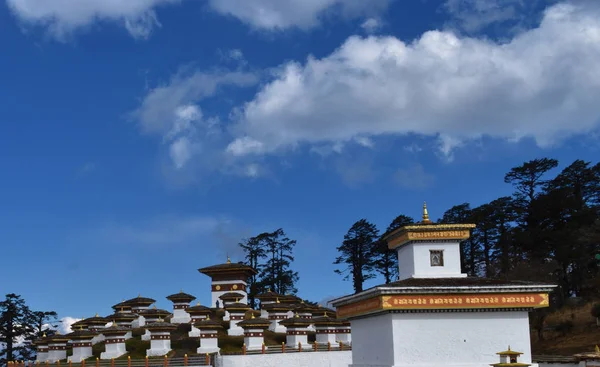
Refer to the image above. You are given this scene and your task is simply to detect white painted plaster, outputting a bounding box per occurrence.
[141,330,151,341]
[219,351,352,367]
[91,333,105,345]
[132,316,145,328]
[36,351,48,362]
[228,319,244,336]
[69,346,93,362]
[397,241,466,280]
[351,311,532,367]
[189,325,200,338]
[171,307,191,324]
[315,326,337,345]
[243,328,266,351]
[211,280,248,309]
[100,337,127,360]
[46,344,67,362]
[146,332,171,357]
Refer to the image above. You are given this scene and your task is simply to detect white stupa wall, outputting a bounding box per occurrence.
[146,332,171,357]
[336,327,351,344]
[36,349,48,362]
[268,316,287,333]
[189,325,201,338]
[211,280,247,308]
[47,343,67,362]
[228,315,245,336]
[243,328,266,351]
[286,328,309,349]
[219,351,352,367]
[397,241,465,280]
[69,345,93,362]
[171,303,191,324]
[350,311,532,367]
[315,326,337,344]
[100,336,127,360]
[197,330,220,354]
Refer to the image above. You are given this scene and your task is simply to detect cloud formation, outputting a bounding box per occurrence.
[207,0,391,30]
[226,1,600,158]
[6,0,177,39]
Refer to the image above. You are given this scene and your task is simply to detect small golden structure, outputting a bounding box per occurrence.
[490,346,530,367]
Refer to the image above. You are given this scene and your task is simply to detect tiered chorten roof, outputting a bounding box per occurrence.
[193,316,224,330]
[67,328,97,340]
[187,302,212,316]
[224,301,251,313]
[256,289,281,302]
[294,301,316,314]
[123,295,156,308]
[33,333,51,346]
[279,314,313,328]
[82,314,107,327]
[166,290,196,303]
[219,292,245,302]
[145,320,177,333]
[312,313,345,327]
[137,306,171,319]
[198,257,257,278]
[237,314,271,329]
[105,311,137,323]
[262,299,294,312]
[102,322,130,336]
[48,332,70,343]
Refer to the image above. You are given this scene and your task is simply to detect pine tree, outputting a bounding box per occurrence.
[334,219,379,293]
[440,204,480,276]
[0,294,57,363]
[375,215,414,283]
[239,234,267,308]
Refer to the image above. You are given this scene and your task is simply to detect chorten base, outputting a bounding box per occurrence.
[227,326,244,336]
[197,347,220,354]
[146,348,171,357]
[100,350,127,360]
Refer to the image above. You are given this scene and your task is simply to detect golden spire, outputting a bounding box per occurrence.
[196,301,201,306]
[276,298,280,304]
[236,298,239,303]
[95,313,99,317]
[138,293,141,298]
[295,312,299,318]
[79,325,84,331]
[508,345,511,351]
[153,305,157,309]
[251,313,255,319]
[595,345,599,354]
[324,311,328,318]
[227,256,231,264]
[43,332,46,338]
[206,315,211,321]
[180,289,183,293]
[422,201,432,224]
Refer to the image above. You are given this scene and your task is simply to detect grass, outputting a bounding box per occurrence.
[531,301,600,355]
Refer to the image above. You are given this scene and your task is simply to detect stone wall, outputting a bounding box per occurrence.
[219,351,352,367]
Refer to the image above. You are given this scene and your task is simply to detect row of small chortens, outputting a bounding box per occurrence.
[34,286,350,362]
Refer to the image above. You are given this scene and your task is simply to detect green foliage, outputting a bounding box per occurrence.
[238,228,300,308]
[334,219,380,293]
[0,294,58,363]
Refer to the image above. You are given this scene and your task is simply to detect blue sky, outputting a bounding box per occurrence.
[1,0,600,325]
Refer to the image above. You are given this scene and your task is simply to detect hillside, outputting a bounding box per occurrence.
[531,301,600,356]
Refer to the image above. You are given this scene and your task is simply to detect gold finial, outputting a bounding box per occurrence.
[251,313,255,319]
[153,305,157,309]
[295,312,299,318]
[276,298,280,304]
[508,345,511,351]
[43,332,46,337]
[301,300,305,304]
[120,307,124,312]
[594,345,600,354]
[422,202,432,223]
[138,293,141,298]
[267,287,270,292]
[180,289,183,293]
[79,325,83,331]
[324,312,328,317]
[95,313,99,317]
[236,298,239,303]
[227,256,231,264]
[206,315,210,321]
[196,301,201,306]
[158,317,163,322]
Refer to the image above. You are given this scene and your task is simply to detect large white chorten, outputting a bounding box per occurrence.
[198,257,257,308]
[331,203,556,367]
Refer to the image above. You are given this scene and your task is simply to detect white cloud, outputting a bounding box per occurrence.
[227,1,600,158]
[394,164,435,190]
[444,0,527,33]
[6,0,177,39]
[207,0,391,30]
[58,317,81,334]
[361,17,381,34]
[133,70,257,170]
